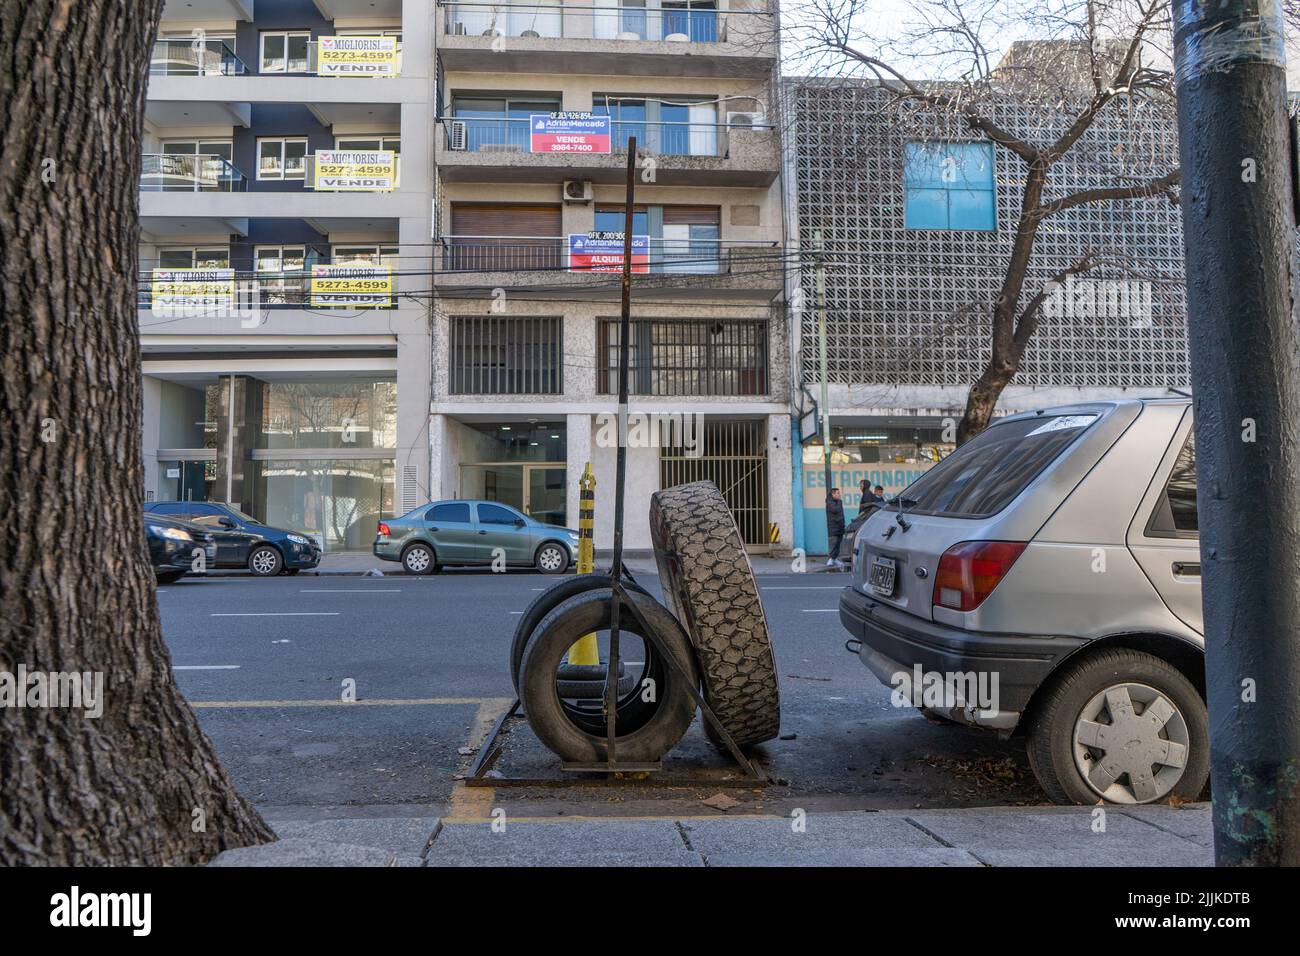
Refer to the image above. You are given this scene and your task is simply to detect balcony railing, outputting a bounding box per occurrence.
[150,39,247,75]
[443,3,728,42]
[140,154,247,191]
[443,116,732,156]
[436,236,779,275]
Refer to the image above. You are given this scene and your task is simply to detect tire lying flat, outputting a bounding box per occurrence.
[649,480,781,749]
[518,588,699,763]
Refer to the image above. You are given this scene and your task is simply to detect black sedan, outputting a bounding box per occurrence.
[145,515,218,584]
[144,501,322,576]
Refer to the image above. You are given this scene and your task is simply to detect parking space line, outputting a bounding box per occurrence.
[802,609,839,613]
[174,665,241,670]
[210,612,341,617]
[299,589,402,593]
[444,697,515,824]
[762,586,846,590]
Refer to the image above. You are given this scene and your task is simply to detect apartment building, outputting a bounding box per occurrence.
[428,1,791,552]
[138,0,433,552]
[785,77,1189,554]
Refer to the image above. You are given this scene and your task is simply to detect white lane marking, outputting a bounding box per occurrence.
[509,611,524,615]
[210,612,340,617]
[299,589,402,593]
[762,586,846,590]
[174,665,241,670]
[802,609,840,613]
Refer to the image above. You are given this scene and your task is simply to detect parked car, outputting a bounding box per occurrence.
[145,514,217,584]
[839,399,1209,806]
[373,500,579,575]
[143,501,321,576]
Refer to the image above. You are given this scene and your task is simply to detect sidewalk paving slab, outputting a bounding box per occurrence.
[425,819,701,868]
[209,838,424,867]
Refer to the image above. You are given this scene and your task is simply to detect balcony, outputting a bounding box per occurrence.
[151,39,248,76]
[436,2,777,78]
[137,265,398,312]
[436,117,779,186]
[140,154,248,192]
[433,236,783,300]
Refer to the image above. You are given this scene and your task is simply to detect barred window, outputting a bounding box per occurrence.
[598,318,767,396]
[449,316,563,395]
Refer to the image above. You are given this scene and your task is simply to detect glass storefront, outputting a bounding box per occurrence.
[457,421,567,525]
[260,380,397,449]
[249,458,395,552]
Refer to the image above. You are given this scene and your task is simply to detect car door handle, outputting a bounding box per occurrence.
[428,526,439,532]
[1172,562,1201,577]
[478,530,488,535]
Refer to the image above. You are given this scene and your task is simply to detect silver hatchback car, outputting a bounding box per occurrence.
[839,399,1207,806]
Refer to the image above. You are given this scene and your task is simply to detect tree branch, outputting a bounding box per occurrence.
[1037,168,1182,217]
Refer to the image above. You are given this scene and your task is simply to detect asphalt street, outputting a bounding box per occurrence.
[159,568,1049,821]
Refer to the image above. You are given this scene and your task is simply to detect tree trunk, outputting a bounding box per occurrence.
[0,0,274,865]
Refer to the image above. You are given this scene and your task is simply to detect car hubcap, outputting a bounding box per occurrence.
[407,549,429,571]
[540,548,562,571]
[252,551,276,573]
[1072,682,1190,804]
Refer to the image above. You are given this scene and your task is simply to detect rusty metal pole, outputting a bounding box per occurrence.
[1172,0,1300,865]
[604,137,638,762]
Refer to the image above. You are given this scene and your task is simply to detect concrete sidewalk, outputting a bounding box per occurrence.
[210,803,1213,867]
[212,551,832,578]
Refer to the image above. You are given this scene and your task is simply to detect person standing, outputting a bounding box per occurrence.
[826,487,846,567]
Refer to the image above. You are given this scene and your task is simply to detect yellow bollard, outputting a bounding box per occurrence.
[567,462,600,667]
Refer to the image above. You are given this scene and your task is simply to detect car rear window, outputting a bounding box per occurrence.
[428,502,471,523]
[900,414,1098,518]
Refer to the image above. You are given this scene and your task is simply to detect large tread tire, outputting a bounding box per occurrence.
[1026,648,1209,806]
[509,570,646,694]
[518,588,698,763]
[649,480,780,749]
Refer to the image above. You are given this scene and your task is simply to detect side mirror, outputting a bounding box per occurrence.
[514,518,526,527]
[218,517,236,528]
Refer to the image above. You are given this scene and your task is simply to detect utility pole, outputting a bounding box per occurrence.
[1172,0,1300,865]
[813,230,833,517]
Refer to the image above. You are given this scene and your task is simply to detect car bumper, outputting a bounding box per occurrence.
[283,543,321,569]
[372,538,402,561]
[838,586,1085,733]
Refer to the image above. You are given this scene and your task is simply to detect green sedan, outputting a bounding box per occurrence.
[373,500,580,575]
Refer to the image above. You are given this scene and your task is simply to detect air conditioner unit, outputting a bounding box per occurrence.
[448,121,468,151]
[563,179,593,203]
[726,111,766,128]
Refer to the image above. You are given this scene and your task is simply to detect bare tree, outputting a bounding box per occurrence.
[0,0,273,863]
[788,0,1186,441]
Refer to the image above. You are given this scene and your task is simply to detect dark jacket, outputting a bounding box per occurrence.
[826,497,845,535]
[858,492,883,515]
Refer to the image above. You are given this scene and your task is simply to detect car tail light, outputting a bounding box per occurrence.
[932,541,1027,612]
[377,522,391,537]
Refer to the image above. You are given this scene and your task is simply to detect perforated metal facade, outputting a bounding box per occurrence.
[787,80,1190,390]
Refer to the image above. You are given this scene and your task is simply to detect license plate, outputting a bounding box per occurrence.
[868,555,897,596]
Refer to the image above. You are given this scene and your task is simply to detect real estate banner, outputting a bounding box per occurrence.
[317,36,399,77]
[530,112,612,153]
[150,268,236,314]
[312,150,397,191]
[568,232,649,273]
[310,265,393,308]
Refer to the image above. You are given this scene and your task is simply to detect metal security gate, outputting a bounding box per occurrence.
[660,420,769,551]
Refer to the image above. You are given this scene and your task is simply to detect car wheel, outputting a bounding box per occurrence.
[402,543,437,576]
[534,542,569,574]
[248,545,283,577]
[1027,648,1209,806]
[155,569,186,585]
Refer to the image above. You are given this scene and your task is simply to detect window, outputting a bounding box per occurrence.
[478,503,520,525]
[1148,434,1198,536]
[331,245,398,268]
[903,141,996,231]
[450,96,562,151]
[258,138,309,180]
[255,245,307,305]
[449,316,563,395]
[162,140,233,162]
[898,414,1098,518]
[158,247,230,269]
[594,205,720,273]
[260,31,311,73]
[428,502,472,524]
[598,319,767,396]
[153,32,237,75]
[336,136,401,154]
[593,97,717,155]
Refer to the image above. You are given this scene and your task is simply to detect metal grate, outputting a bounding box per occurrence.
[449,315,563,395]
[661,420,769,550]
[597,318,768,396]
[402,465,419,513]
[787,81,1190,390]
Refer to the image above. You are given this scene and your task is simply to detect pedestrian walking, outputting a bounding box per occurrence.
[826,487,846,566]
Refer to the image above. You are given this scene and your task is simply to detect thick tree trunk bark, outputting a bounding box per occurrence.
[0,0,274,864]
